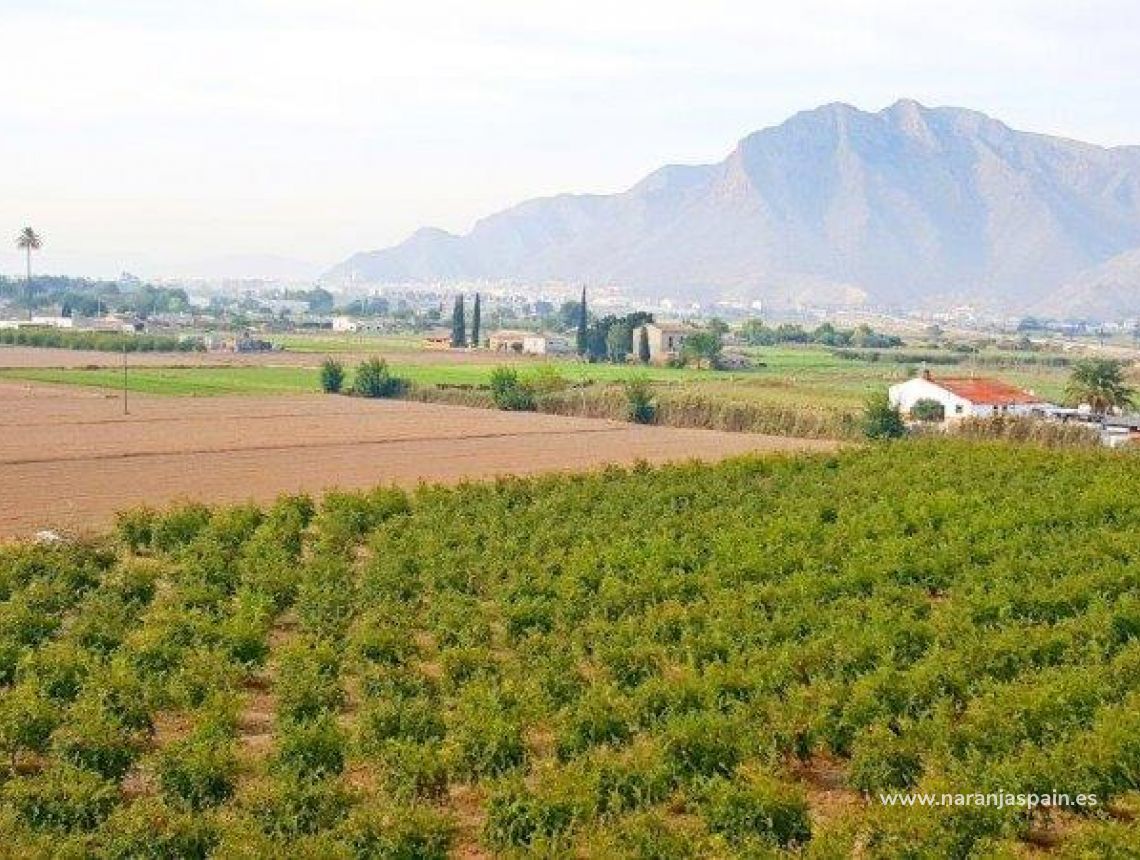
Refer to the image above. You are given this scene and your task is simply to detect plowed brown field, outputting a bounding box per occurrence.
[0,381,837,539]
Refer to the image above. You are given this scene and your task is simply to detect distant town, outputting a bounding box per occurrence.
[3,270,1139,349]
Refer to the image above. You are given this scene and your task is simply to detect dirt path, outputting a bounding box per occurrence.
[0,382,837,539]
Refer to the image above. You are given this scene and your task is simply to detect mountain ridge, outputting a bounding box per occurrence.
[324,100,1140,317]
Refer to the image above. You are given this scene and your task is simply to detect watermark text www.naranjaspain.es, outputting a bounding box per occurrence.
[878,791,1098,811]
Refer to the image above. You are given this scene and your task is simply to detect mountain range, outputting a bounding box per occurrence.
[324,100,1140,319]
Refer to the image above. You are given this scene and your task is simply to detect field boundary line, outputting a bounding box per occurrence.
[0,407,489,430]
[0,425,629,466]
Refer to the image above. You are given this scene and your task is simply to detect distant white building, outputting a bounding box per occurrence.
[30,316,75,329]
[889,370,1048,420]
[487,330,529,352]
[483,330,573,355]
[333,316,385,333]
[81,314,143,333]
[522,334,572,355]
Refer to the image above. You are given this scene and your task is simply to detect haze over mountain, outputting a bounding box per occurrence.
[325,100,1140,318]
[159,254,324,283]
[1037,249,1140,321]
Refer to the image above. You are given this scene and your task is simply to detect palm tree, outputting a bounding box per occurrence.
[16,227,42,321]
[1064,358,1135,415]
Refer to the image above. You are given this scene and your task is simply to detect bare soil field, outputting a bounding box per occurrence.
[0,381,837,539]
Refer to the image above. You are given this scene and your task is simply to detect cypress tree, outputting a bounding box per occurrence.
[637,326,651,363]
[576,286,588,356]
[451,295,466,348]
[471,293,481,348]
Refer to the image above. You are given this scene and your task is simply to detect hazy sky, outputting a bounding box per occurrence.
[4,0,1140,279]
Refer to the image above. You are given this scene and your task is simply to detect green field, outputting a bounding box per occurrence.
[0,362,708,397]
[0,345,1070,409]
[270,333,425,354]
[1,443,1138,856]
[1,367,321,396]
[0,355,806,398]
[0,366,322,397]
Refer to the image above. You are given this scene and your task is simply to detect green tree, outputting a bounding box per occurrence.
[557,300,580,330]
[471,292,481,347]
[623,375,656,424]
[522,364,568,395]
[637,326,651,363]
[284,286,335,314]
[576,286,588,356]
[1065,359,1135,415]
[812,321,847,346]
[909,398,945,422]
[489,367,535,411]
[606,323,632,363]
[586,319,610,362]
[319,358,345,394]
[16,227,42,320]
[862,391,905,439]
[740,318,771,346]
[451,295,466,348]
[354,357,406,398]
[682,330,722,369]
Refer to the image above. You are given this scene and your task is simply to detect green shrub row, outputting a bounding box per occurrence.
[0,327,202,352]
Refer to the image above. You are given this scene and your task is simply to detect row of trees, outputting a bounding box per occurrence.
[581,310,653,363]
[0,276,193,319]
[0,328,202,353]
[436,289,902,370]
[6,229,193,319]
[740,319,903,348]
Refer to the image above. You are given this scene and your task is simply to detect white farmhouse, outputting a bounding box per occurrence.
[631,322,695,363]
[889,370,1047,420]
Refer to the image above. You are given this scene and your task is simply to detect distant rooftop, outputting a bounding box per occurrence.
[933,376,1042,406]
[488,329,532,338]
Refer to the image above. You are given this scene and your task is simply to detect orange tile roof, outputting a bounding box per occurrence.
[933,376,1042,406]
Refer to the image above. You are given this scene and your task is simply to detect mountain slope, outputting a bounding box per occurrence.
[325,100,1140,313]
[1038,247,1140,319]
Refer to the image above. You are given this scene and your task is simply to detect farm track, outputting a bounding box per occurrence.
[0,382,837,538]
